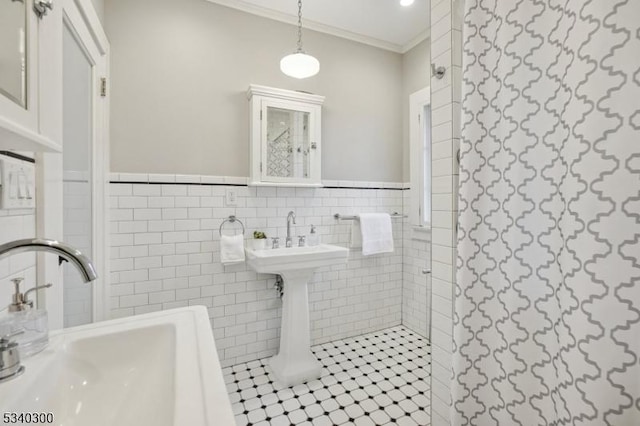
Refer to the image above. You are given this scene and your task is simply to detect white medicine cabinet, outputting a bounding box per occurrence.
[0,0,61,152]
[248,84,324,187]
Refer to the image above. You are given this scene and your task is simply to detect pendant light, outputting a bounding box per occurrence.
[280,0,319,79]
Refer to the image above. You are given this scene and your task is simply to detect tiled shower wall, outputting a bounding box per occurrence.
[401,192,431,338]
[108,175,408,367]
[430,0,464,424]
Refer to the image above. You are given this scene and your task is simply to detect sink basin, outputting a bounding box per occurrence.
[245,244,349,386]
[0,307,234,426]
[246,243,349,273]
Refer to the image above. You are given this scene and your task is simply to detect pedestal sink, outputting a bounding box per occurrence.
[245,244,349,386]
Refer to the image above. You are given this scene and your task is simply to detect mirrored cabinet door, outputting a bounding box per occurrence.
[248,85,324,187]
[0,0,40,133]
[0,0,28,108]
[264,105,312,181]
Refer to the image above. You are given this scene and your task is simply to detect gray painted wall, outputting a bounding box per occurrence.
[105,0,420,182]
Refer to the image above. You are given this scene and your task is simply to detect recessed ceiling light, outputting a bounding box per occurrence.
[400,0,415,6]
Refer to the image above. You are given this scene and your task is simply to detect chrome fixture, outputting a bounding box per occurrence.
[280,0,319,79]
[272,237,280,249]
[298,235,306,247]
[286,211,297,248]
[333,212,407,221]
[0,331,25,383]
[219,215,245,236]
[0,239,94,383]
[33,0,53,19]
[0,239,97,282]
[432,63,446,79]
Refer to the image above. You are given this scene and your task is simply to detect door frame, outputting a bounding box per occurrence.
[38,0,109,328]
[409,86,431,228]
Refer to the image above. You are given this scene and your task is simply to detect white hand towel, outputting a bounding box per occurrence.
[359,213,394,256]
[220,234,245,265]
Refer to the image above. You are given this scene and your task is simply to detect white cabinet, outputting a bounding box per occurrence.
[0,0,61,152]
[248,85,324,187]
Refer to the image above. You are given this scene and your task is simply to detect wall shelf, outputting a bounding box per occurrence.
[0,115,61,153]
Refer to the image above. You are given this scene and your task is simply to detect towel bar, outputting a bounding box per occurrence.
[333,212,407,221]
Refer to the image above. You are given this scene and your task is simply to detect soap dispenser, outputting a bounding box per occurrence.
[0,278,52,358]
[307,225,319,246]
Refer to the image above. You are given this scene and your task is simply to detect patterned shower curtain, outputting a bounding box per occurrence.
[454,1,640,425]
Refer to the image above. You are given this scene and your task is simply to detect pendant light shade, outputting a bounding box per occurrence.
[280,52,320,79]
[281,0,319,79]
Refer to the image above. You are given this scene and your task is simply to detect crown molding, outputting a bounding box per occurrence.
[247,84,325,105]
[401,29,429,53]
[205,0,414,53]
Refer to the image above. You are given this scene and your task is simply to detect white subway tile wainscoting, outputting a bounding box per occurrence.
[108,175,434,368]
[0,209,37,307]
[108,174,432,424]
[0,153,38,307]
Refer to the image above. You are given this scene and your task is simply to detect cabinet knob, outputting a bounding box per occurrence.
[311,142,317,150]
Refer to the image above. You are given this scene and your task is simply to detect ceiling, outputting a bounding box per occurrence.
[205,0,430,53]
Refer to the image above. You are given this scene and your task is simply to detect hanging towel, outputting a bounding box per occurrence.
[359,213,394,256]
[220,234,245,265]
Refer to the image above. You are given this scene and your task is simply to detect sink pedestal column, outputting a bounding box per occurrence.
[269,269,322,386]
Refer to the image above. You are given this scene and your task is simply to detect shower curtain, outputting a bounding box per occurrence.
[454,1,640,425]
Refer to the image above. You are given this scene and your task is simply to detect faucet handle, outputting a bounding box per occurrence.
[0,330,25,383]
[271,237,280,249]
[298,235,306,247]
[0,329,24,347]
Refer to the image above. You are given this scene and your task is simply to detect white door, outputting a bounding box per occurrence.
[59,0,109,327]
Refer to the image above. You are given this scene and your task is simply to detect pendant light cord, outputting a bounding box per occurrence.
[296,0,303,52]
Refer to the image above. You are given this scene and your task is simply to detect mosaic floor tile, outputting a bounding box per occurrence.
[224,326,431,426]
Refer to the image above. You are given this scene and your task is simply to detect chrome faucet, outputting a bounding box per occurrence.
[0,239,97,383]
[286,211,296,248]
[0,239,98,282]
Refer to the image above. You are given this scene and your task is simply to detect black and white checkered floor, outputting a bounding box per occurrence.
[223,326,431,426]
